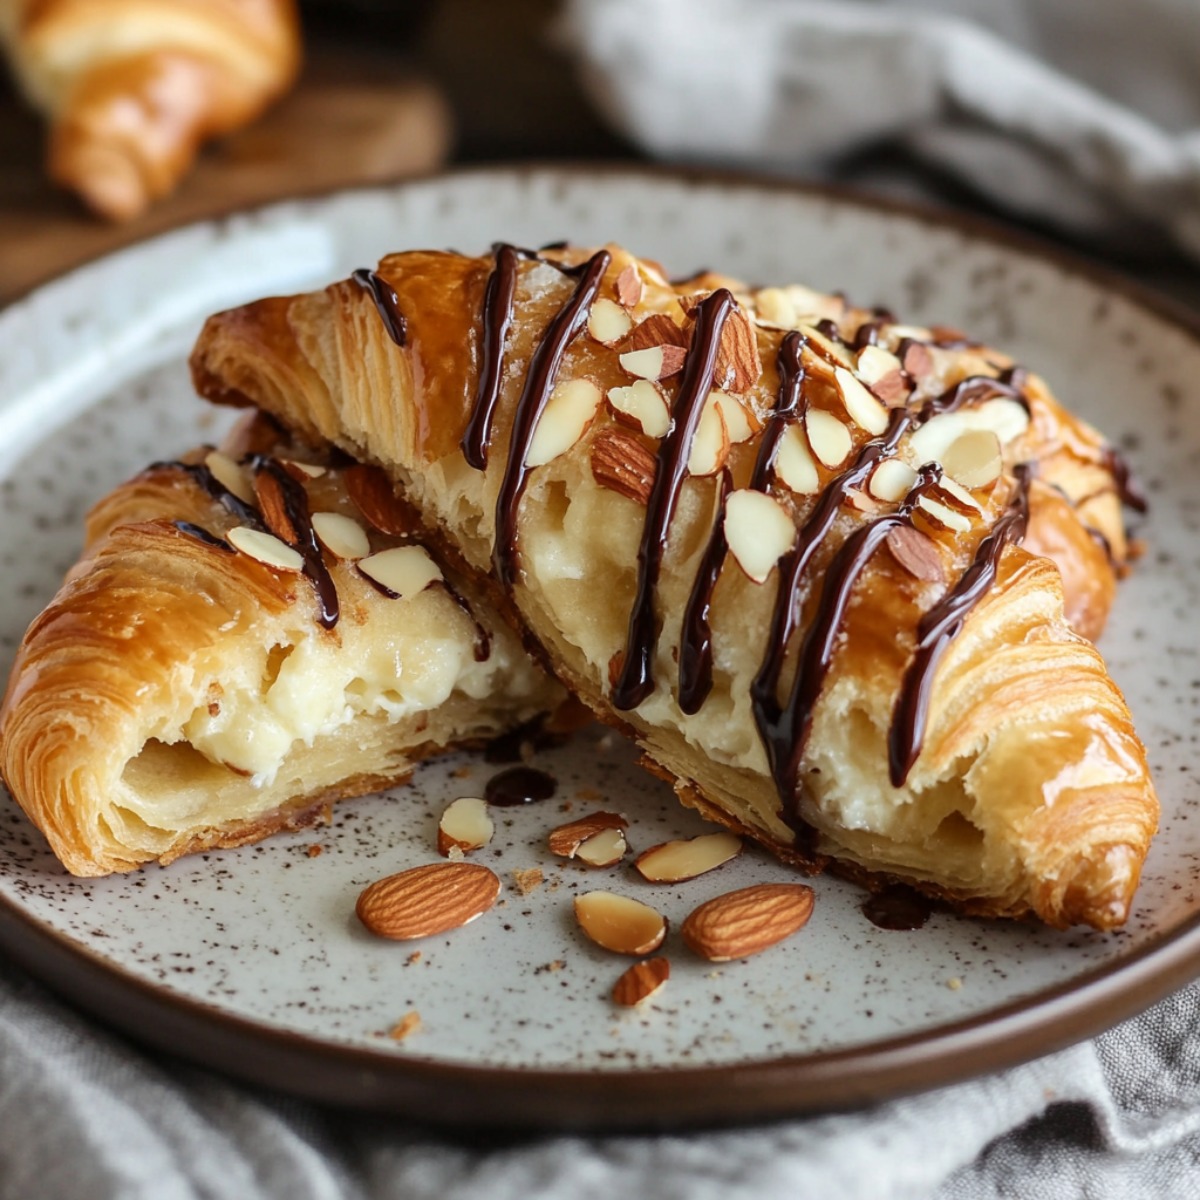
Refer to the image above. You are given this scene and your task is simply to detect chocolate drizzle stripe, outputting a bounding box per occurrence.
[888,462,1034,787]
[149,460,262,527]
[352,268,408,347]
[493,249,611,588]
[677,331,808,715]
[920,371,1027,419]
[612,288,735,711]
[171,521,234,552]
[250,457,340,630]
[462,244,520,469]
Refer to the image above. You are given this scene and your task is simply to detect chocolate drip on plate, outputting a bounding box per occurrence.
[485,766,557,807]
[493,250,611,588]
[612,288,735,712]
[888,463,1034,786]
[352,268,408,347]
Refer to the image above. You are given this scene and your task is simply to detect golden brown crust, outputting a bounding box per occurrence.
[0,426,562,876]
[1,0,301,219]
[189,244,1157,929]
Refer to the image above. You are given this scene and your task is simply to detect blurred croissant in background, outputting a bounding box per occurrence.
[0,0,302,220]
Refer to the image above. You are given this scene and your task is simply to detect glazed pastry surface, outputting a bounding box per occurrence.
[190,245,1157,928]
[0,413,562,875]
[0,0,301,219]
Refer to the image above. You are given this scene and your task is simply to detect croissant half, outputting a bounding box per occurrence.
[0,0,301,219]
[189,244,1159,930]
[0,413,562,875]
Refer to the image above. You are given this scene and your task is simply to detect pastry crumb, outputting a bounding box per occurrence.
[576,786,604,802]
[512,867,544,895]
[946,976,963,990]
[450,765,473,779]
[306,844,322,858]
[389,1011,421,1041]
[405,951,422,966]
[534,959,566,975]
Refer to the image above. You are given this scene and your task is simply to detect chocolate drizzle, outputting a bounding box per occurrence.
[492,250,612,587]
[150,459,261,526]
[249,457,340,630]
[352,268,408,347]
[612,288,735,711]
[461,243,520,469]
[920,369,1028,420]
[888,462,1033,786]
[1101,444,1149,513]
[171,520,234,552]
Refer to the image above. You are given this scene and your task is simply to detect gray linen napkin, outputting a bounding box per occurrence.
[4,954,1200,1198]
[561,0,1200,260]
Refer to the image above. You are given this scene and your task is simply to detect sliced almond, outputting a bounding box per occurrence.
[916,495,973,533]
[618,344,687,382]
[358,545,443,599]
[576,827,629,868]
[622,312,689,352]
[590,427,658,505]
[798,323,855,370]
[709,390,758,444]
[907,412,967,468]
[526,379,602,468]
[775,423,820,495]
[856,344,903,385]
[753,287,798,330]
[713,305,762,393]
[724,489,795,584]
[941,429,1002,491]
[606,380,671,438]
[834,366,890,435]
[786,285,846,324]
[437,796,494,856]
[869,370,910,407]
[681,883,814,961]
[615,265,643,309]
[574,891,667,956]
[805,408,853,469]
[686,400,729,477]
[934,474,984,513]
[587,298,634,346]
[282,459,327,479]
[344,464,412,536]
[252,467,299,545]
[204,450,255,505]
[975,397,1030,445]
[886,524,944,582]
[356,862,500,940]
[612,957,670,1006]
[548,811,628,859]
[900,340,935,380]
[869,458,919,503]
[634,832,743,883]
[844,486,881,514]
[311,511,370,560]
[227,526,304,572]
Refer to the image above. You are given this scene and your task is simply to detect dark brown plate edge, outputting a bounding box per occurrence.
[0,162,1196,1131]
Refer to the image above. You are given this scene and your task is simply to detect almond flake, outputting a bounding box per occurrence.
[975,397,1031,445]
[805,408,852,469]
[619,345,686,382]
[634,832,743,883]
[388,1010,422,1041]
[869,370,911,407]
[574,891,667,956]
[900,340,935,379]
[548,811,628,859]
[607,380,671,438]
[356,862,500,940]
[869,458,918,503]
[941,429,1002,491]
[204,450,254,504]
[886,524,944,582]
[687,401,729,477]
[753,287,798,330]
[709,390,758,444]
[612,957,670,1006]
[856,344,903,385]
[590,427,658,505]
[344,464,412,536]
[227,526,304,572]
[437,796,494,856]
[798,323,855,370]
[908,412,967,468]
[576,827,629,868]
[615,265,643,309]
[526,379,602,467]
[282,459,327,479]
[312,511,370,560]
[935,475,984,513]
[834,366,889,435]
[252,467,299,545]
[775,424,820,495]
[681,883,814,961]
[587,298,633,346]
[620,312,690,353]
[724,489,794,584]
[916,495,972,533]
[358,545,443,598]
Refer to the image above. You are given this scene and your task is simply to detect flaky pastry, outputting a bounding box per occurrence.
[189,244,1158,929]
[0,413,562,875]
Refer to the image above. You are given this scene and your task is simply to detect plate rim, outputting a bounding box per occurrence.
[1,161,1197,1130]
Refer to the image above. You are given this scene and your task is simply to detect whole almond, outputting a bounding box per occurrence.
[252,465,300,545]
[886,524,944,583]
[590,427,658,505]
[356,862,500,940]
[345,464,412,536]
[681,883,814,961]
[612,957,670,1006]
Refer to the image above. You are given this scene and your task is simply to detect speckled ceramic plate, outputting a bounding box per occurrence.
[0,167,1197,1129]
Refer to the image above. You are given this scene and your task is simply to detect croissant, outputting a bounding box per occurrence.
[0,0,301,220]
[189,244,1158,929]
[0,412,563,875]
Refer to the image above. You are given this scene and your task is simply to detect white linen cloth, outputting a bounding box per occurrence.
[560,0,1200,261]
[5,956,1200,1198]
